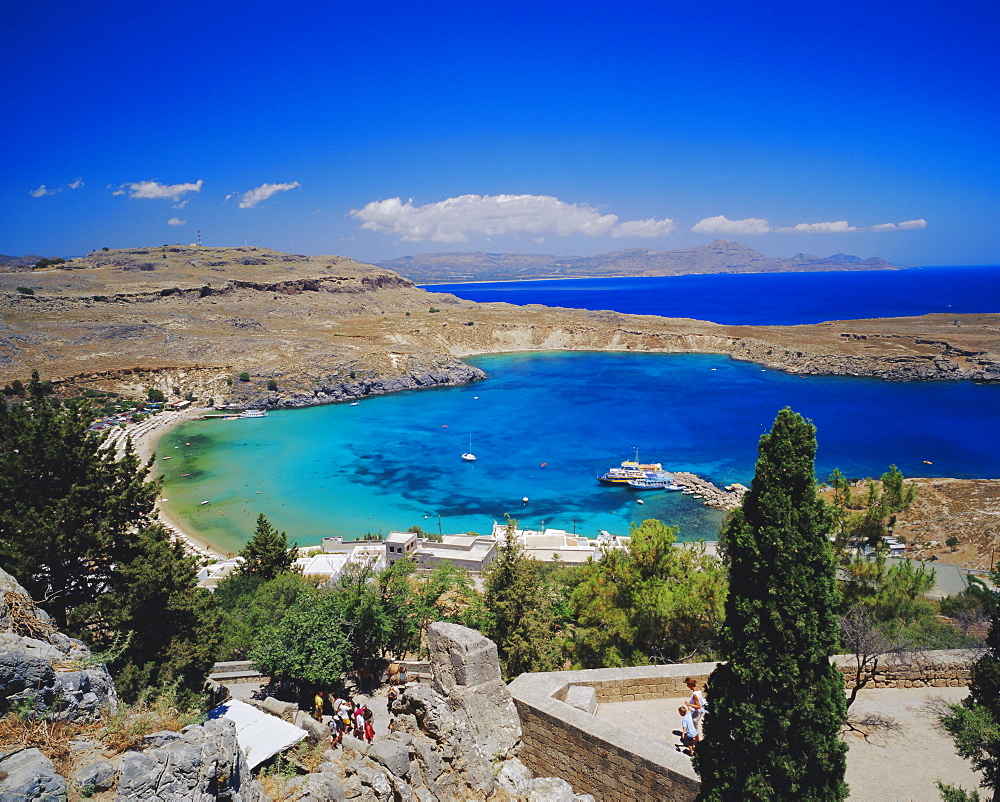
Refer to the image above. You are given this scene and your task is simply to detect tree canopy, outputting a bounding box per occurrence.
[571,519,725,667]
[939,583,1000,800]
[0,372,161,628]
[250,590,352,689]
[0,373,222,702]
[237,513,298,581]
[696,408,848,800]
[481,518,566,678]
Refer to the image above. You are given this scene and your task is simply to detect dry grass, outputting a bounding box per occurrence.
[0,708,96,776]
[99,693,203,753]
[3,591,57,639]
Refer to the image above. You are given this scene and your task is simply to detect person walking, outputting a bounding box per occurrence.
[313,690,325,721]
[685,677,706,736]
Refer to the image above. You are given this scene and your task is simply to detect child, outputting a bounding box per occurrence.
[679,705,699,755]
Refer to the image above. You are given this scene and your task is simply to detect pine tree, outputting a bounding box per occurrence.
[77,524,224,703]
[0,372,161,628]
[695,408,848,800]
[237,513,298,580]
[482,517,563,678]
[570,518,726,667]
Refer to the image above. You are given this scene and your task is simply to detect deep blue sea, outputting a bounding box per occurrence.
[426,265,1000,325]
[159,266,1000,554]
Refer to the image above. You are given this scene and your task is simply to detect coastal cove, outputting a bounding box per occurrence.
[156,350,1000,555]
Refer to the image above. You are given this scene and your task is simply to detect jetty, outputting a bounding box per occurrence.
[673,472,746,512]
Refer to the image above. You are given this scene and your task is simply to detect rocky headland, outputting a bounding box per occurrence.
[1,245,997,410]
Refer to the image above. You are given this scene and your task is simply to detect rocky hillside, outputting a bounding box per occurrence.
[0,246,996,410]
[1,565,592,801]
[380,240,899,283]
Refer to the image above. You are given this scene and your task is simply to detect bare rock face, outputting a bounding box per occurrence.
[0,566,118,722]
[115,717,264,801]
[427,621,521,761]
[0,747,67,800]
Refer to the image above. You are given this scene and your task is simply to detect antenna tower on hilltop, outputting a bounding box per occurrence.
[197,229,202,247]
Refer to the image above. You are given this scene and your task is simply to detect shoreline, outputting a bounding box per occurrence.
[111,409,230,560]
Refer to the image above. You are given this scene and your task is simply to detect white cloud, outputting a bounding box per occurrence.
[692,215,772,235]
[870,223,897,231]
[898,218,927,230]
[167,217,186,227]
[778,221,857,234]
[68,178,84,190]
[238,181,301,209]
[117,179,204,201]
[350,194,674,243]
[611,217,677,238]
[29,184,61,198]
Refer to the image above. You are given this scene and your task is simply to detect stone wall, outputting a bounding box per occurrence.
[832,649,976,689]
[509,651,975,801]
[509,665,707,801]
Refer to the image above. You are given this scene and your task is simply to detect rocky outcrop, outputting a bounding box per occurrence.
[0,578,586,802]
[0,747,67,800]
[0,567,118,722]
[265,624,592,801]
[116,718,264,801]
[427,622,521,761]
[227,354,487,410]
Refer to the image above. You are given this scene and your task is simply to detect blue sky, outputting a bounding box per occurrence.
[3,1,998,265]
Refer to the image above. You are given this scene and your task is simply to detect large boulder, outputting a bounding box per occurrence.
[427,622,521,760]
[115,717,264,801]
[0,567,118,721]
[0,748,67,800]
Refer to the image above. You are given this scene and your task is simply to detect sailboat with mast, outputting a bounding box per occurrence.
[461,434,476,462]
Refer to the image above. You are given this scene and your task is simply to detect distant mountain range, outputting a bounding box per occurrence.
[379,239,901,283]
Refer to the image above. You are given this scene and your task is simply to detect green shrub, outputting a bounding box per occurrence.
[267,379,278,391]
[16,286,34,295]
[238,372,250,383]
[429,307,440,313]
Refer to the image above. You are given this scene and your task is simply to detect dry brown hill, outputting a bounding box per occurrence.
[1,246,997,409]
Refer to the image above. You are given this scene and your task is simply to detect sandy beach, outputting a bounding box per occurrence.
[105,407,229,560]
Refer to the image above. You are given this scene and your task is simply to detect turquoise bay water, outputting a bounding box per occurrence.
[158,351,1000,554]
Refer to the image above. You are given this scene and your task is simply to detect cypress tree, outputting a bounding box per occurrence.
[695,408,848,800]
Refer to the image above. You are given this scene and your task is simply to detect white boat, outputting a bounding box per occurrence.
[461,434,476,462]
[239,409,267,418]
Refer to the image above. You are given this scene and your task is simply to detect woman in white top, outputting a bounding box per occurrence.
[685,677,705,735]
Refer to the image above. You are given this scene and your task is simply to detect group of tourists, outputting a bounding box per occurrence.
[310,663,418,749]
[316,691,376,747]
[678,677,706,755]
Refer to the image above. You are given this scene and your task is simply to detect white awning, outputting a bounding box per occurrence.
[207,698,308,769]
